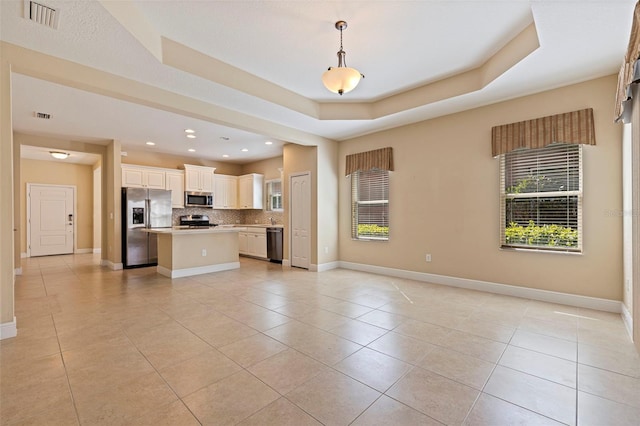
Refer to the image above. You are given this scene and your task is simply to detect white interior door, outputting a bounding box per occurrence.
[29,184,75,257]
[291,173,310,269]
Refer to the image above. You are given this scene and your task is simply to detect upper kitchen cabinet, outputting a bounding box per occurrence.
[165,170,185,208]
[122,164,166,189]
[184,165,215,193]
[238,173,264,209]
[214,174,238,209]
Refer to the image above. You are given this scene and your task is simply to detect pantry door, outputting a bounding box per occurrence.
[290,172,310,269]
[28,184,75,257]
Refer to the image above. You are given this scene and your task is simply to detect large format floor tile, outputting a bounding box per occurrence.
[3,254,638,425]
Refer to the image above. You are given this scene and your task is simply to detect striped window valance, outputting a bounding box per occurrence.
[345,147,394,176]
[615,1,640,123]
[491,108,596,157]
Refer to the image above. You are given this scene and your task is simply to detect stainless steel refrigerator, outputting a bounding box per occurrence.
[122,187,172,268]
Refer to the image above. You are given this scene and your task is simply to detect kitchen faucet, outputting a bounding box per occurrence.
[269,217,275,225]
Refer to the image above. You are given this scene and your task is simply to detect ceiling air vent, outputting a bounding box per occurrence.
[34,112,51,120]
[24,1,60,29]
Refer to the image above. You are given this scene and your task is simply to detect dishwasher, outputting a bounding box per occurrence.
[266,227,283,263]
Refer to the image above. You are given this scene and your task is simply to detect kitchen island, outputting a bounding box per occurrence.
[143,227,243,278]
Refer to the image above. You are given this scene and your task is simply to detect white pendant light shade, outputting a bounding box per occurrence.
[322,67,362,95]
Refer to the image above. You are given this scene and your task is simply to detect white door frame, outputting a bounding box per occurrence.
[27,183,78,257]
[289,171,311,269]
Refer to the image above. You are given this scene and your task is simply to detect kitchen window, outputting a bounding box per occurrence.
[500,143,582,252]
[265,179,282,211]
[352,168,389,240]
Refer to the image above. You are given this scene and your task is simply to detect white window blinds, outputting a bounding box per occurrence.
[500,143,582,252]
[352,169,389,240]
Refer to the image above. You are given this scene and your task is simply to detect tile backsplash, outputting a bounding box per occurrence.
[172,207,283,225]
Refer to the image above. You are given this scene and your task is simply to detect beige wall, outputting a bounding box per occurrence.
[124,150,283,179]
[317,141,339,266]
[20,159,95,253]
[1,60,15,326]
[339,75,623,301]
[123,150,243,176]
[241,156,283,180]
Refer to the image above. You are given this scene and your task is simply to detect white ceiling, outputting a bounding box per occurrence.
[1,0,636,165]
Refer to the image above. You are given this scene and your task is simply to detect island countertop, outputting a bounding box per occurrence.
[143,226,245,235]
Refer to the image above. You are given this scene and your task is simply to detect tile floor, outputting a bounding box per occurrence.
[2,253,639,425]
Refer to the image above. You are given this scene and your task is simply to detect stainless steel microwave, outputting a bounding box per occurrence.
[185,191,213,208]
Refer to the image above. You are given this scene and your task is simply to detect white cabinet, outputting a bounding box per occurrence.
[121,165,166,189]
[238,231,248,254]
[214,174,238,209]
[165,170,185,208]
[184,165,215,192]
[238,173,264,209]
[238,227,267,258]
[249,231,267,258]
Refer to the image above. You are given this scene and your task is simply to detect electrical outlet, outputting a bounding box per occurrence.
[324,247,329,254]
[201,249,207,257]
[425,254,432,262]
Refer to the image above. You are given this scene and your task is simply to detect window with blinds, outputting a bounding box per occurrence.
[352,169,389,240]
[266,180,282,211]
[500,143,582,252]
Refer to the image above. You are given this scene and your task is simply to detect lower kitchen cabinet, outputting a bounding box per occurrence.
[238,228,267,259]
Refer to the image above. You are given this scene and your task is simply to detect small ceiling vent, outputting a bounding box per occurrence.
[24,1,60,29]
[34,112,51,120]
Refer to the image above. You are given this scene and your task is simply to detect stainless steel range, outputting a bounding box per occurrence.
[179,214,217,228]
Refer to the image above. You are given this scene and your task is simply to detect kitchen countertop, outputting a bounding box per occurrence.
[143,227,243,235]
[218,224,284,228]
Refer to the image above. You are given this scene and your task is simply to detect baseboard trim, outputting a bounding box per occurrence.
[100,259,123,270]
[622,303,633,338]
[93,248,102,254]
[316,261,339,272]
[74,248,93,254]
[157,262,240,279]
[0,317,17,340]
[14,267,22,276]
[282,259,291,267]
[21,252,26,258]
[338,261,622,313]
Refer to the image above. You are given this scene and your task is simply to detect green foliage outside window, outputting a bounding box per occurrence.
[357,224,389,238]
[505,221,578,248]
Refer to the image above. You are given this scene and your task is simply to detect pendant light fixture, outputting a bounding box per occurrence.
[322,21,364,95]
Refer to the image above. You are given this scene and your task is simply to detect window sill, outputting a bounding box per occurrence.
[353,237,389,242]
[500,246,582,256]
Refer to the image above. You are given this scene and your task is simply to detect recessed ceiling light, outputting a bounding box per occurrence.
[146,141,155,146]
[186,134,196,139]
[188,148,196,152]
[184,129,195,134]
[265,141,273,145]
[241,148,249,152]
[222,154,229,158]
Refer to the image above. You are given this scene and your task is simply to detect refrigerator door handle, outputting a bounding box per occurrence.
[145,198,151,228]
